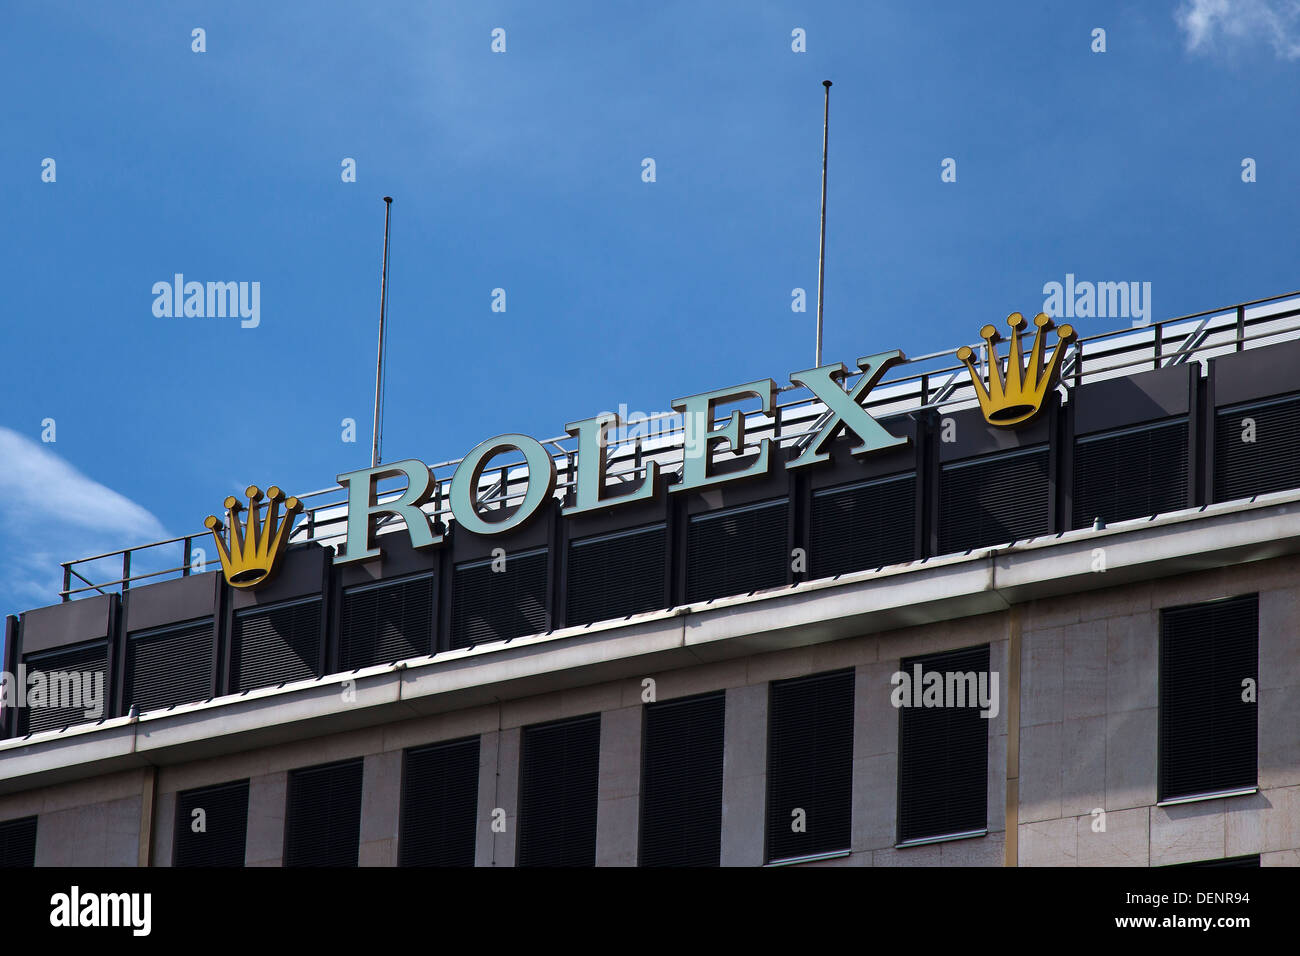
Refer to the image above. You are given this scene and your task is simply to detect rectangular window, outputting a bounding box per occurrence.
[232,598,322,693]
[1072,420,1189,529]
[173,780,249,867]
[897,644,990,845]
[126,618,214,714]
[686,499,788,604]
[1215,393,1300,502]
[20,641,109,735]
[938,447,1049,554]
[0,816,37,867]
[640,691,725,867]
[518,714,600,867]
[1159,595,1258,802]
[340,573,435,670]
[810,474,916,579]
[399,737,480,867]
[567,524,666,627]
[766,669,855,863]
[450,548,548,649]
[284,758,364,867]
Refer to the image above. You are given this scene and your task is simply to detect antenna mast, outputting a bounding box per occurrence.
[815,80,831,367]
[371,196,393,468]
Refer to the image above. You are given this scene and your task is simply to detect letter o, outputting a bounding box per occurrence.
[449,433,557,535]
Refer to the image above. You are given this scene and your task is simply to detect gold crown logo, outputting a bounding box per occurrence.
[204,485,303,589]
[956,313,1076,428]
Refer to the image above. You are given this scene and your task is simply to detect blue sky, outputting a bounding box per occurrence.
[1,0,1299,627]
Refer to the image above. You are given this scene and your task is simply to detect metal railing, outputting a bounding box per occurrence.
[57,289,1300,602]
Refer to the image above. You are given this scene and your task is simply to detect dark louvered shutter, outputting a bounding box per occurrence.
[897,644,990,844]
[939,447,1049,554]
[340,574,434,669]
[1073,420,1189,529]
[518,714,600,867]
[766,669,854,862]
[810,474,916,579]
[1215,394,1300,502]
[173,780,249,867]
[1159,595,1258,802]
[20,642,109,735]
[284,758,364,867]
[0,816,37,867]
[126,618,214,714]
[567,524,666,627]
[640,691,725,867]
[450,549,548,649]
[232,598,322,693]
[686,499,788,604]
[399,737,480,867]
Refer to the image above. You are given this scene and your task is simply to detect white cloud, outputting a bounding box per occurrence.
[1176,0,1300,59]
[0,428,168,616]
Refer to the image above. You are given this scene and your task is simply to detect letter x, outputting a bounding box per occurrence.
[786,351,909,469]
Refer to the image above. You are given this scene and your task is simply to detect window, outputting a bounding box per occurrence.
[518,714,600,867]
[766,669,855,863]
[0,816,37,867]
[284,758,364,867]
[126,618,214,714]
[810,474,916,579]
[938,447,1049,554]
[340,574,435,669]
[567,524,666,627]
[1159,595,1258,802]
[686,499,788,603]
[399,737,480,867]
[897,644,990,845]
[640,692,725,866]
[1215,393,1300,502]
[1072,420,1189,528]
[173,780,249,867]
[232,598,322,693]
[450,548,548,649]
[19,641,109,735]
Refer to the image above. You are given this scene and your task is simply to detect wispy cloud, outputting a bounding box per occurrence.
[1176,0,1300,59]
[0,428,168,616]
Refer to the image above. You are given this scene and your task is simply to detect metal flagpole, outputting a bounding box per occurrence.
[815,80,831,368]
[371,196,393,468]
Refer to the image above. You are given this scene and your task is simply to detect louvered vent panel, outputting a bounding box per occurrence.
[233,599,322,693]
[1073,420,1188,529]
[766,669,855,863]
[897,644,990,845]
[173,780,249,867]
[284,758,364,867]
[518,714,600,867]
[399,737,480,867]
[450,549,548,649]
[126,618,214,714]
[938,448,1049,554]
[20,642,109,735]
[810,474,916,579]
[0,816,37,867]
[1159,595,1258,802]
[640,691,725,867]
[686,500,788,604]
[340,574,434,669]
[1215,394,1300,502]
[566,524,666,627]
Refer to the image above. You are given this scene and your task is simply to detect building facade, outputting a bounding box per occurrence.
[1,298,1298,867]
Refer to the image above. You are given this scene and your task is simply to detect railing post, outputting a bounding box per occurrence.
[1236,305,1246,352]
[1073,340,1084,388]
[1154,323,1163,370]
[182,536,192,577]
[921,373,929,406]
[61,564,71,603]
[122,550,131,593]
